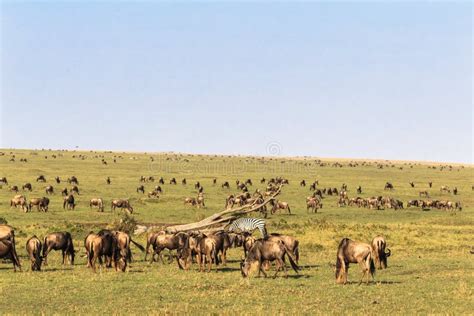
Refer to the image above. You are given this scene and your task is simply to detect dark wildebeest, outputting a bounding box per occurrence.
[240,239,299,278]
[45,185,54,195]
[10,194,29,212]
[154,185,162,193]
[67,176,79,185]
[26,236,42,271]
[384,182,394,190]
[63,194,76,210]
[61,187,68,196]
[335,238,375,285]
[182,178,187,185]
[371,236,391,270]
[0,177,8,185]
[23,183,33,191]
[29,197,50,212]
[195,181,201,189]
[111,199,133,214]
[9,185,19,193]
[0,225,21,271]
[71,185,80,195]
[55,176,61,184]
[147,231,188,263]
[409,182,415,188]
[429,181,433,188]
[300,180,306,187]
[90,198,104,212]
[213,178,217,185]
[453,187,458,195]
[85,230,117,271]
[106,177,111,185]
[357,186,362,194]
[260,178,266,184]
[43,232,75,265]
[36,175,46,182]
[184,197,197,206]
[170,178,177,185]
[136,185,145,194]
[208,231,232,266]
[221,181,230,189]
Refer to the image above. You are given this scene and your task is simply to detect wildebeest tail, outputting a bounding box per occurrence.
[283,244,300,272]
[369,253,376,277]
[130,239,145,252]
[88,240,94,267]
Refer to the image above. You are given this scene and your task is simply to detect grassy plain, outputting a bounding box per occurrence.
[0,149,472,314]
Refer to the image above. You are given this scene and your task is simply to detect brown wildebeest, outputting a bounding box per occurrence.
[194,234,218,272]
[0,225,21,271]
[63,194,76,210]
[429,181,433,188]
[9,185,19,193]
[243,233,256,257]
[23,183,33,191]
[55,176,61,184]
[196,193,205,208]
[213,178,217,185]
[221,181,230,189]
[245,179,253,186]
[36,175,46,182]
[300,180,306,187]
[147,231,188,263]
[26,236,42,271]
[67,176,79,185]
[240,239,299,278]
[371,236,391,270]
[90,198,104,212]
[43,232,75,265]
[195,181,201,189]
[136,185,145,194]
[0,177,8,185]
[154,185,162,193]
[10,194,29,212]
[170,178,177,185]
[271,201,291,214]
[419,191,429,198]
[86,230,117,271]
[268,233,300,264]
[61,187,68,196]
[147,190,160,199]
[440,186,451,193]
[113,231,145,271]
[307,197,322,213]
[208,231,232,266]
[260,178,266,184]
[45,185,54,195]
[182,178,187,185]
[29,197,50,212]
[111,199,133,214]
[453,187,458,195]
[335,238,375,285]
[106,177,111,185]
[71,185,80,195]
[384,182,394,190]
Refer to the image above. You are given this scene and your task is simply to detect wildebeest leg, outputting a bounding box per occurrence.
[259,261,268,278]
[273,259,283,279]
[358,261,367,285]
[207,253,212,272]
[62,250,66,264]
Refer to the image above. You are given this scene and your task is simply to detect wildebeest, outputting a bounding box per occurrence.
[182,178,187,185]
[10,194,29,212]
[42,232,75,265]
[147,190,160,199]
[71,185,80,195]
[335,238,375,285]
[193,233,218,272]
[221,181,230,189]
[271,200,291,214]
[0,225,21,271]
[195,181,201,189]
[26,236,42,271]
[169,178,177,185]
[106,177,111,185]
[63,194,76,210]
[240,239,299,278]
[300,180,306,187]
[61,187,68,196]
[267,233,300,264]
[111,199,133,214]
[45,185,54,195]
[113,231,144,271]
[384,182,394,190]
[67,176,79,185]
[409,182,415,188]
[85,230,117,271]
[306,197,322,213]
[29,197,50,212]
[0,177,8,185]
[36,175,46,182]
[440,186,451,193]
[55,176,61,184]
[136,185,145,194]
[453,187,458,195]
[90,198,105,212]
[419,191,429,198]
[196,193,205,208]
[23,183,33,191]
[184,197,197,206]
[371,236,391,270]
[146,231,188,263]
[9,185,19,193]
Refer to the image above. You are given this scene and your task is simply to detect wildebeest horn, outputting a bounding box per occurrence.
[386,248,391,257]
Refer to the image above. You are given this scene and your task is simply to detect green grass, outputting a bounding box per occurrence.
[0,149,473,314]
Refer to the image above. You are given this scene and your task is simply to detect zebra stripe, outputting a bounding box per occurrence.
[228,218,267,238]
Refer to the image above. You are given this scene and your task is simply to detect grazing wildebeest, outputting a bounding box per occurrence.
[240,239,299,278]
[136,185,145,194]
[67,176,79,185]
[36,175,46,182]
[42,232,75,265]
[419,191,429,198]
[45,185,54,195]
[384,182,394,190]
[455,201,462,211]
[10,194,29,212]
[271,200,291,214]
[184,197,197,206]
[306,197,322,213]
[260,178,266,184]
[113,231,145,271]
[63,194,75,210]
[268,233,300,264]
[29,197,50,212]
[245,179,253,186]
[194,233,218,272]
[26,236,42,271]
[335,238,375,285]
[0,225,21,271]
[371,236,391,270]
[23,183,33,191]
[357,186,362,194]
[90,198,105,212]
[170,178,177,185]
[221,181,230,189]
[61,187,68,196]
[86,230,117,271]
[147,231,189,263]
[55,176,61,184]
[148,190,160,199]
[440,186,451,193]
[0,177,8,185]
[409,182,415,188]
[300,180,306,187]
[111,199,133,213]
[71,185,80,195]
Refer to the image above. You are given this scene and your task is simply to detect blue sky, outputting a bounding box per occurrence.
[1,2,472,163]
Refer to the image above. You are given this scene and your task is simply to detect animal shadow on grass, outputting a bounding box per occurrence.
[343,280,401,285]
[216,266,240,273]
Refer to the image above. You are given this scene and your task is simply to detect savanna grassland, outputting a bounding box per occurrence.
[0,149,472,314]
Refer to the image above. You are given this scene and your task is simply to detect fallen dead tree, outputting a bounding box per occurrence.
[165,185,283,234]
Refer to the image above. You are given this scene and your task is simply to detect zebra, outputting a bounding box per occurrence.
[227,218,267,238]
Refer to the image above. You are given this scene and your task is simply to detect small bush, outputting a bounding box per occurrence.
[0,217,8,224]
[111,213,138,234]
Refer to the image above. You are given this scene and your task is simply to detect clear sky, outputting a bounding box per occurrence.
[0,1,472,163]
